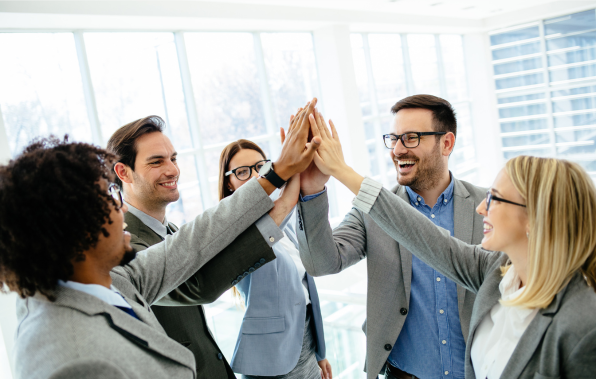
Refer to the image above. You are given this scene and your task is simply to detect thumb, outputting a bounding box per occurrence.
[304,137,321,157]
[280,127,286,144]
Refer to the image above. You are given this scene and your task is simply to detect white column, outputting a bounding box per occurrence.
[463,33,503,187]
[0,107,16,379]
[313,25,370,215]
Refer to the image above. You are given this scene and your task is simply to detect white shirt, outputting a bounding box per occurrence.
[470,265,539,379]
[58,280,132,309]
[277,232,311,305]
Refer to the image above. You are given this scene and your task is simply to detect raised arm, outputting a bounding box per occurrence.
[296,190,368,276]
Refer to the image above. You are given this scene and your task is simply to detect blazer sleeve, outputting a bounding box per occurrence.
[155,224,276,306]
[49,359,129,379]
[352,177,500,293]
[111,178,276,306]
[296,190,368,277]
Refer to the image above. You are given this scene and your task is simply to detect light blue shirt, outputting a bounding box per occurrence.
[388,175,466,379]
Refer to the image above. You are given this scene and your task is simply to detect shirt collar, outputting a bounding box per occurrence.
[405,171,455,207]
[125,201,169,239]
[58,280,131,308]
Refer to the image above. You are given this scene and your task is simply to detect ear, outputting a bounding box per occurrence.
[442,132,456,157]
[227,182,235,192]
[114,162,134,184]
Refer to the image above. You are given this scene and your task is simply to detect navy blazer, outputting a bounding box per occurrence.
[230,218,326,376]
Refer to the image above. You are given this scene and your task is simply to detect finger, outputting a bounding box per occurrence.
[289,104,308,134]
[280,127,286,144]
[329,119,340,140]
[303,137,321,161]
[316,111,332,139]
[309,113,322,139]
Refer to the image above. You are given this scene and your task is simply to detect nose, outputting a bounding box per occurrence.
[392,139,408,157]
[166,159,180,177]
[476,198,487,216]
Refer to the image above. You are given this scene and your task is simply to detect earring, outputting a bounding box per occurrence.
[526,232,530,239]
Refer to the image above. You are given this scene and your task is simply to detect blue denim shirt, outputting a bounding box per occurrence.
[387,176,466,379]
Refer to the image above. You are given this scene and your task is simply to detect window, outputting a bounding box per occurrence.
[350,33,478,187]
[490,9,596,180]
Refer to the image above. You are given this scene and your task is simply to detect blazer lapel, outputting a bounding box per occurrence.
[452,179,474,316]
[395,186,413,302]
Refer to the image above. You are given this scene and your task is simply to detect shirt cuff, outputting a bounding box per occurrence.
[299,187,327,202]
[255,214,285,247]
[352,177,383,214]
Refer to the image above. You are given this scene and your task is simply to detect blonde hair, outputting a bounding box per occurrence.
[501,156,596,308]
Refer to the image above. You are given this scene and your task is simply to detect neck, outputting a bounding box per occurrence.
[507,245,529,288]
[125,195,166,223]
[69,260,113,289]
[411,170,451,208]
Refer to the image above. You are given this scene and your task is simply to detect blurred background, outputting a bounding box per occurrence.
[1,1,595,378]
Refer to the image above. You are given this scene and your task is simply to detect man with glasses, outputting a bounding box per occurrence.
[295,95,486,379]
[106,115,297,378]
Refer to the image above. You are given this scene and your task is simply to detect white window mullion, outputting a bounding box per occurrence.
[174,31,213,208]
[401,34,415,95]
[73,32,103,146]
[538,21,557,157]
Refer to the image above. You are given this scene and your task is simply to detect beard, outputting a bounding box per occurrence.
[118,246,138,267]
[395,143,445,192]
[130,171,179,209]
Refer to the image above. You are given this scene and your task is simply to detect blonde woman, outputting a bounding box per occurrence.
[286,111,596,378]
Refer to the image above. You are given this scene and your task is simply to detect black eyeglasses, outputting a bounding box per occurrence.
[383,132,447,149]
[225,160,271,181]
[486,191,526,212]
[108,183,123,210]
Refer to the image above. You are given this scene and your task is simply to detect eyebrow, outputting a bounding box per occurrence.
[490,188,502,195]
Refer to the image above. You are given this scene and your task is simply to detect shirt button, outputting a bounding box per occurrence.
[415,202,419,206]
[400,308,408,315]
[444,199,448,203]
[269,236,275,243]
[445,371,449,375]
[384,344,392,351]
[442,340,447,345]
[417,197,421,201]
[440,309,444,314]
[431,214,435,218]
[436,277,441,282]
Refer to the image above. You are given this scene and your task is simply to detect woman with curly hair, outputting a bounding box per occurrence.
[293,113,596,378]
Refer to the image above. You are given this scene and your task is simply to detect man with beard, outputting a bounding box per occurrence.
[295,95,486,379]
[1,101,319,379]
[106,115,291,378]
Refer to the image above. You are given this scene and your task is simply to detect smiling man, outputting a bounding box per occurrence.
[107,115,289,378]
[295,95,487,379]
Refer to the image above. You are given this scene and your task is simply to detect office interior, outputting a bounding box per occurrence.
[1,1,596,377]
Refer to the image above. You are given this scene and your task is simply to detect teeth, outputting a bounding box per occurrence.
[483,223,493,231]
[398,160,416,166]
[161,182,176,187]
[123,222,128,230]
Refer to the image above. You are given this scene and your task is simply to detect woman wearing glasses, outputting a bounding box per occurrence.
[218,139,332,379]
[294,113,596,378]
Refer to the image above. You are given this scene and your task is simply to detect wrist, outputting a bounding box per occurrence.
[272,161,293,182]
[300,185,325,196]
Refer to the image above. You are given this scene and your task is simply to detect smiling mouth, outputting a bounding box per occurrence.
[483,221,493,233]
[159,181,177,188]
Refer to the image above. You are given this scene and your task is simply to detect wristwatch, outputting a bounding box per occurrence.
[258,161,287,188]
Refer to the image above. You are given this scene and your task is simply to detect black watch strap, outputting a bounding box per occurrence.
[264,165,286,188]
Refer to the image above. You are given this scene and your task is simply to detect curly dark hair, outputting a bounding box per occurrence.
[0,136,117,300]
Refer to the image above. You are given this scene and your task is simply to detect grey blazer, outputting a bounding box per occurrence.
[13,178,277,379]
[296,178,486,379]
[352,177,596,379]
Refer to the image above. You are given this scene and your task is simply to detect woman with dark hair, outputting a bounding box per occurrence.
[219,138,332,379]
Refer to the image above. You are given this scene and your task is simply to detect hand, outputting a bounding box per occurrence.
[269,173,300,226]
[318,359,332,379]
[308,111,347,177]
[274,99,321,181]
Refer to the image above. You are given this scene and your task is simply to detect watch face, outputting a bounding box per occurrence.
[258,160,273,176]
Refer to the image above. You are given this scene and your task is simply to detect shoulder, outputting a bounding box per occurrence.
[555,279,596,333]
[455,178,487,202]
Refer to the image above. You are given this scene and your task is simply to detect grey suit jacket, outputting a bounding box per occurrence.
[13,178,276,379]
[352,177,596,379]
[296,178,486,379]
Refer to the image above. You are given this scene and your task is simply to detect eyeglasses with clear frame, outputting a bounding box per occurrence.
[383,132,447,149]
[108,183,124,210]
[225,160,271,181]
[485,191,526,212]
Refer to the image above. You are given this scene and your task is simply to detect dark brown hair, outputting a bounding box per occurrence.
[218,139,267,200]
[391,94,457,138]
[0,136,117,300]
[106,115,165,188]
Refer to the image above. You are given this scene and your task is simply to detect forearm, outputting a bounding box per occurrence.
[331,164,364,196]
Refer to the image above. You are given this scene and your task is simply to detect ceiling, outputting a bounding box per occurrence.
[0,0,594,33]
